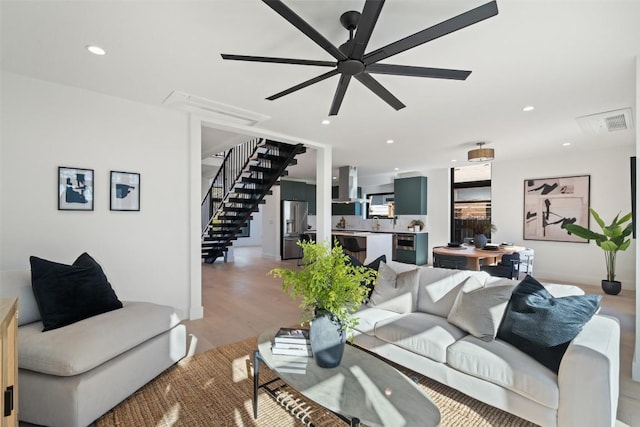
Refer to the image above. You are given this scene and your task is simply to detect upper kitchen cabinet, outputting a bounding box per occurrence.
[306,184,316,215]
[394,176,428,215]
[280,180,307,201]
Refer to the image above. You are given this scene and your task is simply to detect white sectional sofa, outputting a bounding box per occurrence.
[1,270,187,427]
[353,261,620,427]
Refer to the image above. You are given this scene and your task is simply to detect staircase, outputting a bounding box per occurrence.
[201,138,306,263]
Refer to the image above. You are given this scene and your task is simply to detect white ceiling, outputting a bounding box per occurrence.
[2,1,638,184]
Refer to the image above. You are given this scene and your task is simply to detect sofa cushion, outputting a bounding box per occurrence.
[447,275,515,341]
[367,262,420,313]
[353,306,403,336]
[30,254,123,331]
[416,268,490,317]
[374,312,467,363]
[18,301,180,376]
[497,275,601,373]
[447,335,559,409]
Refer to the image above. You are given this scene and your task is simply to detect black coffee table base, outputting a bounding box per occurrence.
[253,350,360,426]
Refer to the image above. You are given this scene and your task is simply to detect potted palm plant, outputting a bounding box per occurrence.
[563,208,633,295]
[269,239,377,368]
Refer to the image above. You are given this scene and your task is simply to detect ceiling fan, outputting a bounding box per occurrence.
[221,0,498,116]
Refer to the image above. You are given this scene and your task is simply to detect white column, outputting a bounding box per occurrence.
[189,115,204,320]
[316,145,332,245]
[632,55,640,381]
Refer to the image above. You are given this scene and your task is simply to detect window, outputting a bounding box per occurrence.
[451,164,492,243]
[366,192,395,218]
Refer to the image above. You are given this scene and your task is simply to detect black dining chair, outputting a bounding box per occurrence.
[481,252,521,279]
[432,251,468,270]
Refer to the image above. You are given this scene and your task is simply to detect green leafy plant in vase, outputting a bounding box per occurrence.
[269,239,377,367]
[563,208,633,295]
[468,219,497,248]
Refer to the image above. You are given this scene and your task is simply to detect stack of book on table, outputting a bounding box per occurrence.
[272,327,312,357]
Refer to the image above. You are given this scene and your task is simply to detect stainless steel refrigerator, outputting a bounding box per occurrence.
[282,200,308,260]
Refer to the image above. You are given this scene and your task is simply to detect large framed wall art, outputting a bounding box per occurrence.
[523,175,590,242]
[58,166,94,211]
[110,171,140,211]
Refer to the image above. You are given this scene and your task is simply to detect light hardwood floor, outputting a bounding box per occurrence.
[184,245,639,427]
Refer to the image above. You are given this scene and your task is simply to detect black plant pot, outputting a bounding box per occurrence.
[310,311,346,368]
[473,234,488,249]
[601,280,622,296]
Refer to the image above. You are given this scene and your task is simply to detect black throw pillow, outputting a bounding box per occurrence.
[345,254,387,298]
[497,275,601,372]
[30,253,123,331]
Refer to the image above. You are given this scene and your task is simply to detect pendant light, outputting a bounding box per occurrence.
[468,142,494,162]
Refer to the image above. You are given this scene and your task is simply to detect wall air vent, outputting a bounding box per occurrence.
[576,108,634,134]
[162,90,271,126]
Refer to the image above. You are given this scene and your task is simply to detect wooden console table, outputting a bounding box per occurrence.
[1,298,18,427]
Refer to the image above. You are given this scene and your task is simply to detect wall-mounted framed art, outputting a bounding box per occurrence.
[58,166,94,211]
[110,171,140,211]
[523,175,590,242]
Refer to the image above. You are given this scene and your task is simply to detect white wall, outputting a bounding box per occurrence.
[492,146,636,289]
[0,73,193,316]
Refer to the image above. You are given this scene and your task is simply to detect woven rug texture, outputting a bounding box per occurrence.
[96,337,537,427]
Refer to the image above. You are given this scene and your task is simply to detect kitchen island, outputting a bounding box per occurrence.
[332,231,393,263]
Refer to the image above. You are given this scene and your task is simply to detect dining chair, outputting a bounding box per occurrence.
[432,251,468,270]
[481,252,521,279]
[518,248,535,276]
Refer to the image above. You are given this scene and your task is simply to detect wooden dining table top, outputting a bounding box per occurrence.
[433,244,526,270]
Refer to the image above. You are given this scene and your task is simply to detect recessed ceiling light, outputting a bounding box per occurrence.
[321,119,330,125]
[451,159,457,163]
[86,45,106,56]
[563,142,571,146]
[386,139,394,144]
[522,105,535,112]
[394,167,399,171]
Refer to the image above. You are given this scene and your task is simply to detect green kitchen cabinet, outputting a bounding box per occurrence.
[306,184,316,215]
[280,180,307,201]
[394,176,427,215]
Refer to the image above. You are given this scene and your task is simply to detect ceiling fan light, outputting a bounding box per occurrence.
[468,143,494,162]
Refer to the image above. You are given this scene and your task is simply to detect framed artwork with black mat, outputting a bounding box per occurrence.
[523,175,590,242]
[110,171,140,211]
[58,166,94,211]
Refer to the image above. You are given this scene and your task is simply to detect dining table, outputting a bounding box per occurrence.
[432,244,526,271]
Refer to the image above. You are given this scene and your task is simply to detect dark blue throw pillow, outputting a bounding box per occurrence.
[346,254,386,298]
[30,253,123,331]
[497,275,601,373]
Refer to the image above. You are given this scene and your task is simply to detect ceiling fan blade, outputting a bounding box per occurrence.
[263,0,347,61]
[363,1,498,65]
[366,63,471,80]
[221,54,336,67]
[329,74,352,116]
[355,73,405,110]
[266,69,339,100]
[350,0,385,59]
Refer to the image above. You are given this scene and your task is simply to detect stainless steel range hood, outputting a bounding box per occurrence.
[332,166,367,204]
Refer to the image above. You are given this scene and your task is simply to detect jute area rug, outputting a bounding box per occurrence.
[96,336,537,427]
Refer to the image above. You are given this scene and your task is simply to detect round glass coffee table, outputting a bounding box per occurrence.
[253,328,440,426]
